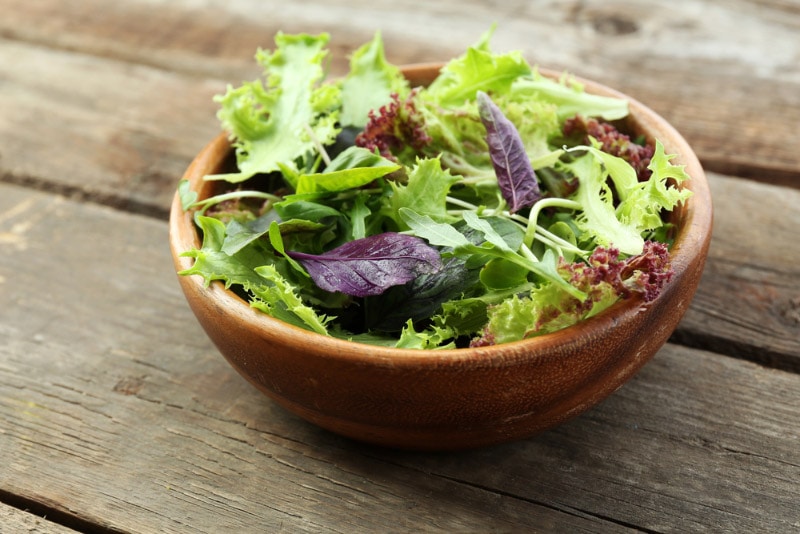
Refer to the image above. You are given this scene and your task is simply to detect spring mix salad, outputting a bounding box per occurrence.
[177,30,692,349]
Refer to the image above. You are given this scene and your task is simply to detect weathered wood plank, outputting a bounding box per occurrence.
[0,184,624,533]
[0,37,223,217]
[3,32,795,369]
[373,347,800,533]
[672,173,800,370]
[1,183,799,532]
[0,502,79,533]
[0,0,798,187]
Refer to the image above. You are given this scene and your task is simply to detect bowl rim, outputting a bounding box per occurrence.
[169,63,712,366]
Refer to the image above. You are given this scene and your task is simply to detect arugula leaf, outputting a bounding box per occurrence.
[209,33,341,183]
[340,31,409,128]
[461,211,512,252]
[399,208,472,249]
[476,91,541,213]
[179,216,267,290]
[349,192,371,240]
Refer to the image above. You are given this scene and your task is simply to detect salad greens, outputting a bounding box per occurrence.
[178,29,692,349]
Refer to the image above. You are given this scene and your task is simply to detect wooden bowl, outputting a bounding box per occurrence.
[169,64,712,450]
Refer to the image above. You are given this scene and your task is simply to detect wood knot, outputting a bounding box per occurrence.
[113,376,146,396]
[592,15,639,36]
[779,295,800,326]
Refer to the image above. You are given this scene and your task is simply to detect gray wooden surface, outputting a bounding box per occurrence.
[1,1,799,532]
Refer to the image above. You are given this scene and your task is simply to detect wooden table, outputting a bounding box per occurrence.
[2,1,799,532]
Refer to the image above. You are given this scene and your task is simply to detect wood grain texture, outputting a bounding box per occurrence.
[2,1,799,531]
[0,0,798,219]
[0,38,223,217]
[1,183,799,532]
[0,503,79,534]
[672,173,800,370]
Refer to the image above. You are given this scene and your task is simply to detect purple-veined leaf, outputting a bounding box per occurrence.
[477,91,541,213]
[286,233,442,297]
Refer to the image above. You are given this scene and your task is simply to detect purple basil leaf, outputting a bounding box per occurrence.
[286,233,443,297]
[476,91,541,213]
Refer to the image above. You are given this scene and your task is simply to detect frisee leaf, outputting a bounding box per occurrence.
[252,264,333,335]
[562,150,645,255]
[477,91,541,213]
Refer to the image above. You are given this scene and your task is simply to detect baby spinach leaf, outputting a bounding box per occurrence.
[274,200,341,222]
[295,146,400,194]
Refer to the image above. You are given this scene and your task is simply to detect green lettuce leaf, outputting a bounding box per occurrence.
[511,70,629,121]
[389,157,461,228]
[424,27,531,107]
[209,32,341,183]
[395,320,456,350]
[340,31,409,128]
[563,141,692,255]
[615,140,692,231]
